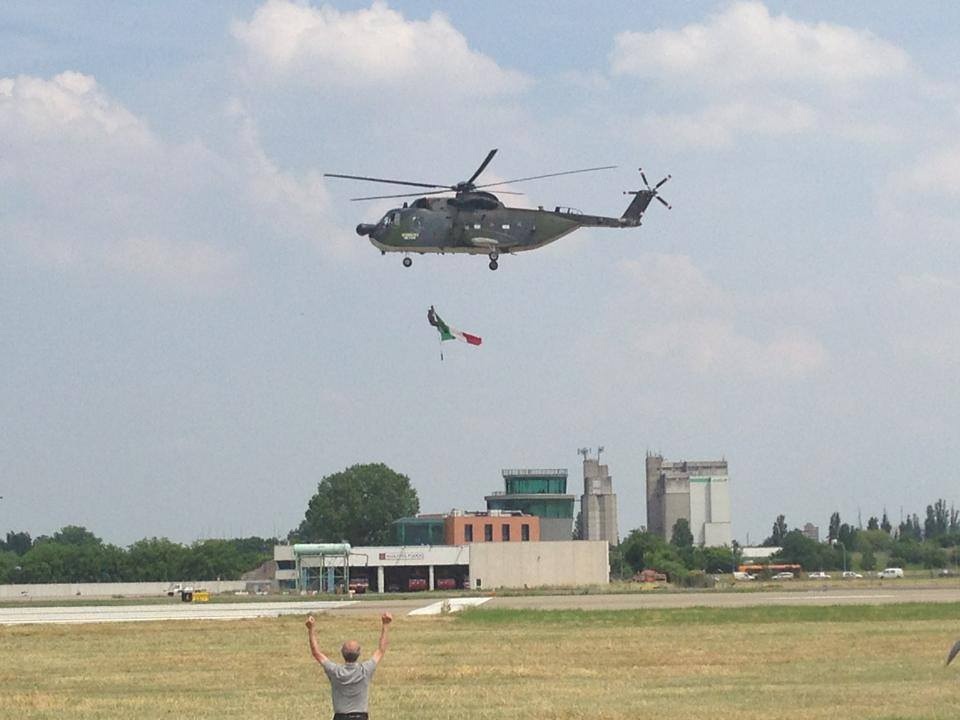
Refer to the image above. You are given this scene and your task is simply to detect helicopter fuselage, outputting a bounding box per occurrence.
[357,191,641,262]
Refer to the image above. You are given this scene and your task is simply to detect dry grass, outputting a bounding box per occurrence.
[2,604,959,719]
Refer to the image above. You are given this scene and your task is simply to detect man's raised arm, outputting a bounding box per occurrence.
[371,612,392,663]
[305,615,329,664]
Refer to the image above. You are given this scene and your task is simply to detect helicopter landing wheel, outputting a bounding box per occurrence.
[488,259,499,271]
[402,257,412,268]
[488,251,499,262]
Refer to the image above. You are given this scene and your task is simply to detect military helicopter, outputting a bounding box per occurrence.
[325,149,670,270]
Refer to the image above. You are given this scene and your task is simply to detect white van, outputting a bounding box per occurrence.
[878,567,904,579]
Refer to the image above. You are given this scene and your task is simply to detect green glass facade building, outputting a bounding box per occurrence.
[485,469,575,541]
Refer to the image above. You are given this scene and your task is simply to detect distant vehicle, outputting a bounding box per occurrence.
[878,567,904,579]
[938,568,953,577]
[772,571,795,580]
[407,577,428,591]
[348,577,369,594]
[435,578,457,590]
[632,569,668,583]
[733,571,756,581]
[808,571,830,579]
[842,571,863,579]
[166,583,191,597]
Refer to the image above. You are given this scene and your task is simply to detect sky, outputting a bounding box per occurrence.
[2,1,960,546]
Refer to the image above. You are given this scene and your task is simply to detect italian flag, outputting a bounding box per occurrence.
[428,306,482,346]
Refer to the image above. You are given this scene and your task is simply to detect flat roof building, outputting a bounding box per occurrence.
[645,454,732,547]
[486,468,575,541]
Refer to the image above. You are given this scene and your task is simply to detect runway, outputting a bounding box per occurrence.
[0,600,357,626]
[3,586,959,625]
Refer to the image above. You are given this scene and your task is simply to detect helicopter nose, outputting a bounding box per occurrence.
[356,223,376,237]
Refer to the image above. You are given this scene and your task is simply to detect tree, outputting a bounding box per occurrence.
[3,531,32,556]
[773,530,832,570]
[127,538,190,581]
[860,546,877,571]
[764,515,788,546]
[295,463,419,545]
[866,516,880,531]
[670,518,694,548]
[828,512,841,543]
[880,510,892,534]
[572,510,583,540]
[53,525,101,546]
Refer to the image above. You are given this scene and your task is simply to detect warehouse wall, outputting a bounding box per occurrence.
[469,541,608,589]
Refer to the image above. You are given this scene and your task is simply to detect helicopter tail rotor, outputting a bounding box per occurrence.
[621,168,672,222]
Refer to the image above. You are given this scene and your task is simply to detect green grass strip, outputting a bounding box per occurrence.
[457,602,960,626]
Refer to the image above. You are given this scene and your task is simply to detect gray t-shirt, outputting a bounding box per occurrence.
[321,658,378,714]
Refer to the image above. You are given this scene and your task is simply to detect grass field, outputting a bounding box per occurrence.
[2,603,960,719]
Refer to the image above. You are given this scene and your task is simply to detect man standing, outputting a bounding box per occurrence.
[306,612,392,720]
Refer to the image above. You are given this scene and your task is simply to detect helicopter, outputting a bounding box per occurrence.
[325,149,670,270]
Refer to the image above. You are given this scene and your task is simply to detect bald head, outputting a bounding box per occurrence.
[341,640,361,663]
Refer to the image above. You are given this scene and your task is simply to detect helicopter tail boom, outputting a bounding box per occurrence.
[621,190,656,223]
[621,170,672,224]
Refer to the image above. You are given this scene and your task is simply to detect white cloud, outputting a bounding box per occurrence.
[612,255,827,379]
[232,0,529,95]
[890,272,960,364]
[635,98,818,149]
[906,146,960,197]
[611,1,910,90]
[0,71,151,142]
[0,73,347,289]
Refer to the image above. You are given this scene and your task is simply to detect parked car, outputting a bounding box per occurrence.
[938,568,953,577]
[808,571,830,579]
[772,571,795,580]
[841,571,863,579]
[733,571,756,581]
[878,567,904,579]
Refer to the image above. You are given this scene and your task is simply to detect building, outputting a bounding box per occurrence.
[645,454,732,547]
[391,514,446,545]
[443,509,540,545]
[580,456,619,546]
[802,523,820,542]
[485,468,576,540]
[273,541,608,592]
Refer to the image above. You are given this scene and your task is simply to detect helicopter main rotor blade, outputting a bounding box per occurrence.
[464,148,498,186]
[474,165,617,189]
[349,188,525,201]
[324,173,446,190]
[350,189,453,201]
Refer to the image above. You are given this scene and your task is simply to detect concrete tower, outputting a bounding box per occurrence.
[580,450,619,546]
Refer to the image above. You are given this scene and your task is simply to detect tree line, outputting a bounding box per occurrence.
[0,463,420,585]
[613,498,960,583]
[0,526,276,584]
[760,500,960,572]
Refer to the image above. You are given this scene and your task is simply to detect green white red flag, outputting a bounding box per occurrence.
[427,306,481,346]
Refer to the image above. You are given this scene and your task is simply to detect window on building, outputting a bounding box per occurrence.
[484,524,493,541]
[501,524,510,541]
[464,525,473,542]
[521,524,530,541]
[277,560,295,570]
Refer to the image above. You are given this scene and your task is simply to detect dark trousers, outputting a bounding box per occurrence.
[333,714,368,720]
